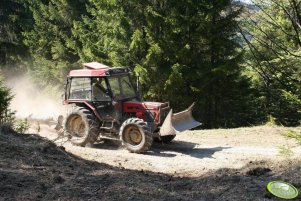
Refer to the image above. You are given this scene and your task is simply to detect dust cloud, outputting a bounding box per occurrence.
[6,76,64,120]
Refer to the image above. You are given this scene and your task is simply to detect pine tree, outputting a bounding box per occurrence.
[73,0,254,128]
[0,0,32,72]
[242,0,301,125]
[0,74,14,124]
[23,0,87,86]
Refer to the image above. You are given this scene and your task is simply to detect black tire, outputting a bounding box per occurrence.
[119,118,153,153]
[64,107,100,146]
[154,135,176,143]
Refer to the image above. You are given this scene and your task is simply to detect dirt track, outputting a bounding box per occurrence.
[1,124,300,200]
[33,124,301,177]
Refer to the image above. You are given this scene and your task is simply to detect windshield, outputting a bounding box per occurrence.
[108,75,137,100]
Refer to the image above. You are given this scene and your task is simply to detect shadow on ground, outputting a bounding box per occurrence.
[91,139,230,159]
[90,139,122,150]
[151,141,231,159]
[0,129,300,201]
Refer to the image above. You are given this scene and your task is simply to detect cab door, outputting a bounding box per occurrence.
[91,77,116,121]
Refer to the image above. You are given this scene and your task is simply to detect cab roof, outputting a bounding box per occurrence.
[69,62,130,77]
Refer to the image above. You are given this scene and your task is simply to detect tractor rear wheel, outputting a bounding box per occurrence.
[120,118,153,153]
[154,135,176,143]
[65,107,100,146]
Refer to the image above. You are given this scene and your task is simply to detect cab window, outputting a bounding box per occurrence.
[92,78,111,101]
[69,78,91,100]
[108,75,136,100]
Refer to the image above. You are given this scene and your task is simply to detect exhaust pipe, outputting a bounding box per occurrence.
[159,103,201,136]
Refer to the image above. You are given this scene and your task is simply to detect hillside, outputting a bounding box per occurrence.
[0,125,300,200]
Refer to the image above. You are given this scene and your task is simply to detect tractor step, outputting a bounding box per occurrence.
[100,121,116,132]
[98,135,120,141]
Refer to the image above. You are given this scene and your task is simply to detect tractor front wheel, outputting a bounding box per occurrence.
[119,118,153,153]
[65,107,100,147]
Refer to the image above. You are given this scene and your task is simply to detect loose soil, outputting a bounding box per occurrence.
[0,124,300,200]
[36,124,301,177]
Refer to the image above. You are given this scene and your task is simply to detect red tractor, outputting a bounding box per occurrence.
[59,62,200,153]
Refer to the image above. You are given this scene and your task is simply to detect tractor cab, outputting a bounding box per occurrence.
[64,62,140,121]
[65,62,138,101]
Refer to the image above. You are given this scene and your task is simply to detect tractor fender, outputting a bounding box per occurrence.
[65,101,102,120]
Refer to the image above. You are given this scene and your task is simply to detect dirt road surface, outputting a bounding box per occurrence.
[33,124,301,177]
[1,124,300,200]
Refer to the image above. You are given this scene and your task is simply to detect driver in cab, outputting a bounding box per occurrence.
[92,78,110,101]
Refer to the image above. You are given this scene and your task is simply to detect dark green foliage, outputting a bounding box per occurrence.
[72,0,256,128]
[23,0,87,86]
[0,0,32,73]
[2,0,300,128]
[242,0,301,126]
[0,74,14,124]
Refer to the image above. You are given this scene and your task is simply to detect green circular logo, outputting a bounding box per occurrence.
[267,181,299,199]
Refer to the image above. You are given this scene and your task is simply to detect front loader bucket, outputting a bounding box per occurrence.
[159,103,201,136]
